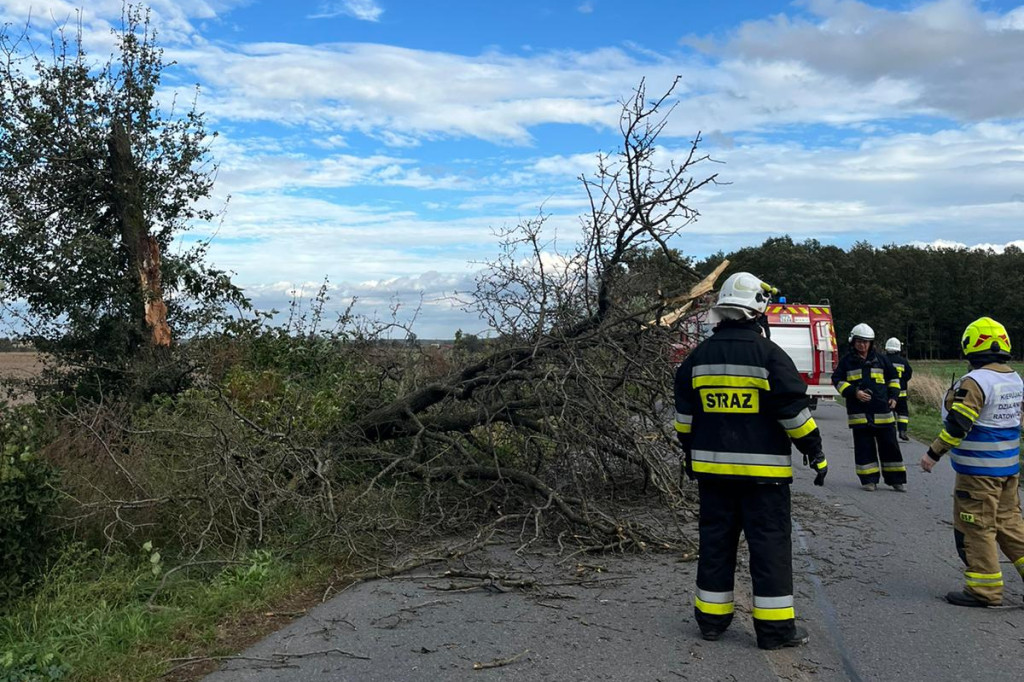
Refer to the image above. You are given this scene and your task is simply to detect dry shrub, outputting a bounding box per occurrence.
[908,373,949,410]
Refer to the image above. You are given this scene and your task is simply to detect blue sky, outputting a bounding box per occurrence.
[3,0,1024,337]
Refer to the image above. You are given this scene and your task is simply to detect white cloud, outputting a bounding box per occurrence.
[909,239,1024,253]
[691,0,1024,120]
[308,1,384,22]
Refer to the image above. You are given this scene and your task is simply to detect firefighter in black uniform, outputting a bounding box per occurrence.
[832,324,907,491]
[674,272,827,650]
[884,337,913,441]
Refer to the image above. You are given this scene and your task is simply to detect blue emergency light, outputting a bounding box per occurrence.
[778,296,787,303]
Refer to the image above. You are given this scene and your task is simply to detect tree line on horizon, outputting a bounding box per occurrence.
[690,236,1024,361]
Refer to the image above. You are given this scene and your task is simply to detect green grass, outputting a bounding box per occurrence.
[0,545,333,682]
[905,360,964,443]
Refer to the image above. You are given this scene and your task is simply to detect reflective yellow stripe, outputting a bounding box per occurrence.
[940,429,962,446]
[693,375,770,390]
[1015,557,1024,576]
[849,416,868,425]
[837,381,852,394]
[695,596,734,616]
[888,380,901,389]
[874,414,895,424]
[691,462,793,478]
[882,464,907,472]
[856,464,880,474]
[785,417,818,439]
[951,403,979,421]
[965,571,1003,587]
[752,606,795,621]
[675,422,692,433]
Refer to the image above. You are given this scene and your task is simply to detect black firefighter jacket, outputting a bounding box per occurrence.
[673,319,823,484]
[832,349,900,428]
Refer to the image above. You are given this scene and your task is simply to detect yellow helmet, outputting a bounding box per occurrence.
[961,317,1011,357]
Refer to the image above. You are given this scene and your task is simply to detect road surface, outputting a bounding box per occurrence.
[203,402,1023,681]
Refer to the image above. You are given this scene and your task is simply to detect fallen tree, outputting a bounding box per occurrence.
[328,78,724,552]
[43,79,725,568]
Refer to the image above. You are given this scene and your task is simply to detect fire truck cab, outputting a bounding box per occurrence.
[763,299,839,408]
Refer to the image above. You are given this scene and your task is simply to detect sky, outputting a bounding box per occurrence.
[2,0,1024,338]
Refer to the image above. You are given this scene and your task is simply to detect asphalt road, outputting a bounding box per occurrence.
[202,402,1023,681]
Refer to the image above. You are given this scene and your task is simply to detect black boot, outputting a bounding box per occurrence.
[945,590,995,607]
[759,626,809,650]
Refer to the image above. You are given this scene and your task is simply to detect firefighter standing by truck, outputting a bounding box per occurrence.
[832,324,907,491]
[884,337,913,441]
[674,272,827,650]
[919,317,1024,607]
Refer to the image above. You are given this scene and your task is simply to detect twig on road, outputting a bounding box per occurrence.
[472,649,529,670]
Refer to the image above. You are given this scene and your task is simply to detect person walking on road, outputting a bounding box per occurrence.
[884,337,913,441]
[920,316,1024,607]
[832,324,907,492]
[674,272,828,650]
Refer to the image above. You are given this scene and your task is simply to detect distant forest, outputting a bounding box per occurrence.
[694,237,1024,360]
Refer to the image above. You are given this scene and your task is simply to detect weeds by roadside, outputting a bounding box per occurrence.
[0,543,329,682]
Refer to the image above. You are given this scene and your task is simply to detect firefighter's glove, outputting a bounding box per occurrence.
[683,449,695,481]
[677,433,695,481]
[808,452,828,486]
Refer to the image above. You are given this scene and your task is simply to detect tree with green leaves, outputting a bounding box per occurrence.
[0,5,245,397]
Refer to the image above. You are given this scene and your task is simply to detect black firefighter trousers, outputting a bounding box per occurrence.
[852,425,906,486]
[695,479,797,649]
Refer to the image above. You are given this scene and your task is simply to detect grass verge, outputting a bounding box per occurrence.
[0,545,340,682]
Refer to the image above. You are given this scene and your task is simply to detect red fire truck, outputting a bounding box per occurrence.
[763,300,839,408]
[669,299,839,408]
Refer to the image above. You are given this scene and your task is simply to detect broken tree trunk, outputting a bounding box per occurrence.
[107,118,172,348]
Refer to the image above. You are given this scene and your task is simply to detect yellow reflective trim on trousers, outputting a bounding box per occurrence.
[692,462,793,478]
[785,417,818,439]
[857,464,880,474]
[882,464,907,472]
[951,403,979,421]
[695,596,735,615]
[693,375,770,391]
[752,607,795,621]
[940,429,962,446]
[965,571,1003,587]
[675,422,692,433]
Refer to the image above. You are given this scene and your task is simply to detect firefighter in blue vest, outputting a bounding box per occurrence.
[920,317,1024,607]
[674,272,827,650]
[832,324,907,491]
[884,337,913,441]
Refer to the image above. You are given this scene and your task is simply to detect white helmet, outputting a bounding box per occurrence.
[849,323,875,343]
[710,272,775,323]
[884,337,902,352]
